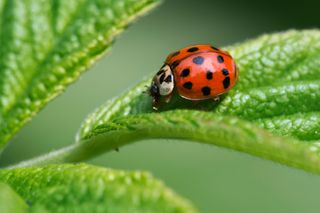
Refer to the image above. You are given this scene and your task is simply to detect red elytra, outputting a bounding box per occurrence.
[148,44,238,110]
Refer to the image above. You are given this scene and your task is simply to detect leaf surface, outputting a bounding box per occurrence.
[78,30,320,141]
[0,164,196,213]
[74,30,320,174]
[10,30,320,175]
[0,0,160,150]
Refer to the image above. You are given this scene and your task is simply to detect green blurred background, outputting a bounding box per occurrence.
[1,0,320,212]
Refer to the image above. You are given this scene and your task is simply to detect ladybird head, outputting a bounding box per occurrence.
[148,64,174,109]
[149,64,174,97]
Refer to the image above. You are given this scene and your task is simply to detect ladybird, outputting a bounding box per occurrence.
[149,44,238,110]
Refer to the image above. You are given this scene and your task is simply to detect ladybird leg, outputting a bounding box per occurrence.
[164,92,173,103]
[152,96,160,111]
[213,96,220,102]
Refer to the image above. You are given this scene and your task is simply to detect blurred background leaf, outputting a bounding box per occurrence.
[1,0,320,212]
[0,164,196,213]
[0,0,159,151]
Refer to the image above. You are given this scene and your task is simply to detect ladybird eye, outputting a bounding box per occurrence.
[149,83,159,96]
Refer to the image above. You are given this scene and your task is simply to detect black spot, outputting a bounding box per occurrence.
[156,70,164,76]
[193,56,204,65]
[183,82,193,89]
[187,47,199,52]
[171,60,180,69]
[217,55,224,63]
[159,73,165,84]
[171,51,180,57]
[164,75,172,83]
[223,77,230,89]
[211,46,219,51]
[180,68,190,77]
[201,86,211,96]
[222,68,229,76]
[206,71,213,80]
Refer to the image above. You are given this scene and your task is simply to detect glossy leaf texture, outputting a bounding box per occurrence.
[11,30,320,175]
[72,30,320,174]
[0,164,196,212]
[78,30,320,140]
[0,0,160,150]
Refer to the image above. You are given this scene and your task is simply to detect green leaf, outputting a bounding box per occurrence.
[0,164,196,213]
[0,182,28,213]
[0,0,160,150]
[77,29,320,141]
[10,30,320,175]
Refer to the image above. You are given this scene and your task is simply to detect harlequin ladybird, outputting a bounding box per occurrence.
[149,44,238,110]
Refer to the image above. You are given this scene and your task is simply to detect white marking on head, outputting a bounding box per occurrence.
[159,81,173,95]
[155,65,174,96]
